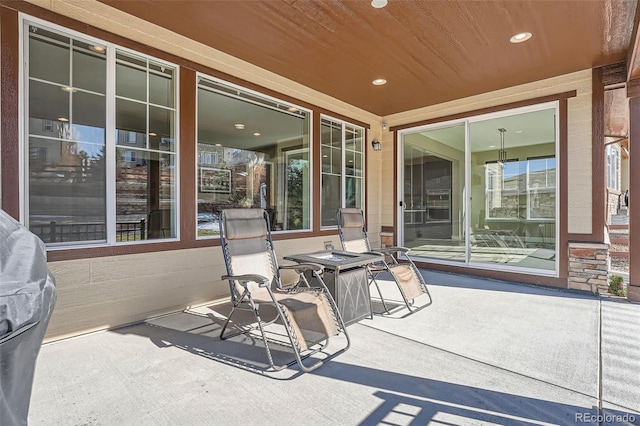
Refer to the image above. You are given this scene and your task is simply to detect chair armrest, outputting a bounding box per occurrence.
[221,274,270,287]
[373,246,410,255]
[280,263,324,273]
[361,251,386,258]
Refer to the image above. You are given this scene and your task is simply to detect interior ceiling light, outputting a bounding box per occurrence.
[371,0,388,8]
[58,117,69,122]
[515,130,523,134]
[288,107,299,112]
[215,143,222,147]
[510,32,532,43]
[148,132,157,136]
[253,132,261,136]
[372,78,387,86]
[90,45,106,53]
[61,86,76,93]
[234,123,245,129]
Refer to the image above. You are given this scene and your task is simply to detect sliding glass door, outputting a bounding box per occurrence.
[402,123,465,262]
[399,103,558,275]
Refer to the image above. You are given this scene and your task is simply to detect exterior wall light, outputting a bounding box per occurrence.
[372,140,382,151]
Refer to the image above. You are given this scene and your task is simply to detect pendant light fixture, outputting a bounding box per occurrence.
[497,128,507,166]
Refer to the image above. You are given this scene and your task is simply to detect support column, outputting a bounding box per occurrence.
[627,95,640,301]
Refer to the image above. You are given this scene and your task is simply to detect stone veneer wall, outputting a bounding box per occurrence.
[568,242,610,293]
[380,231,394,248]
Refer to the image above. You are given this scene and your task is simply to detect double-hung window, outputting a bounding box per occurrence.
[24,21,178,246]
[320,117,364,227]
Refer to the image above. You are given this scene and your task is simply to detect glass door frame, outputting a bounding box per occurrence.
[397,101,560,277]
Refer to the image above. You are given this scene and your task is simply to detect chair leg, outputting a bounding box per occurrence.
[219,290,247,340]
[297,272,313,289]
[368,268,390,314]
[221,291,287,372]
[221,284,350,373]
[252,303,282,372]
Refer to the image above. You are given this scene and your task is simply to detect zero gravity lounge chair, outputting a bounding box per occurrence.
[337,208,432,316]
[219,209,350,373]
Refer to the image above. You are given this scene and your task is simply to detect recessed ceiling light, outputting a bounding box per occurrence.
[322,155,328,158]
[61,86,76,93]
[90,45,106,53]
[371,0,388,8]
[253,132,261,136]
[234,123,245,129]
[148,132,157,136]
[215,143,222,147]
[510,32,532,44]
[58,117,69,122]
[372,78,387,86]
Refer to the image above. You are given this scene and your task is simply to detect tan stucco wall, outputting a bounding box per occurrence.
[382,70,593,235]
[45,234,344,341]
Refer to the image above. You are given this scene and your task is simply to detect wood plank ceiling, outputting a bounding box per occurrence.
[99,0,637,117]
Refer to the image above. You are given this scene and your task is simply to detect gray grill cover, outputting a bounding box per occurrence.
[0,209,56,426]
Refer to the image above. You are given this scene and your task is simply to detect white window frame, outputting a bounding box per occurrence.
[195,73,313,238]
[606,144,620,191]
[320,115,365,229]
[20,15,180,248]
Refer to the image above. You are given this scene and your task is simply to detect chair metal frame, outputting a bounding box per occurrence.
[219,209,350,373]
[336,208,432,315]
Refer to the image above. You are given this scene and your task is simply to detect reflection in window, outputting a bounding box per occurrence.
[196,77,310,237]
[26,25,107,244]
[485,160,525,220]
[469,106,557,272]
[320,118,364,227]
[115,51,177,240]
[485,158,556,221]
[24,23,178,245]
[527,157,556,219]
[606,144,620,191]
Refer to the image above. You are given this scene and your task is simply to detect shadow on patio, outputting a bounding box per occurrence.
[28,271,640,425]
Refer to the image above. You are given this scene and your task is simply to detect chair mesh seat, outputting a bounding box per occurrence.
[275,290,338,351]
[389,264,424,300]
[219,208,349,372]
[337,208,432,316]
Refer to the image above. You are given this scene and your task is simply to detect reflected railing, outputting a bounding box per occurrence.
[31,219,146,243]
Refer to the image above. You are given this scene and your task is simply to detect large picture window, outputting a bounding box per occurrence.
[320,117,364,227]
[196,77,311,237]
[24,21,178,246]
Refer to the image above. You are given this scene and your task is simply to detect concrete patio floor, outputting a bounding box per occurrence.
[28,271,640,425]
